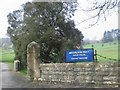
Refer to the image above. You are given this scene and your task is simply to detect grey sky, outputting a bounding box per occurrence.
[0,0,118,40]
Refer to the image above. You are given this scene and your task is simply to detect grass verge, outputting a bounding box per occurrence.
[83,42,119,62]
[20,68,27,76]
[1,48,27,76]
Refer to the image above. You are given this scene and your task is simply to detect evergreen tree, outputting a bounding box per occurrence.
[7,2,84,68]
[102,29,120,43]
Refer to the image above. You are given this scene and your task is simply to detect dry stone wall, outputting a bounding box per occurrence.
[27,41,119,88]
[39,62,118,88]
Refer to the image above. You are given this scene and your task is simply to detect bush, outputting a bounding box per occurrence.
[91,44,94,47]
[102,43,104,47]
[113,42,116,45]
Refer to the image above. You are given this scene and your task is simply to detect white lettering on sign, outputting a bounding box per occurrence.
[71,58,78,60]
[69,50,90,55]
[71,57,88,60]
[83,51,89,53]
[73,54,86,56]
[78,57,88,59]
[66,49,94,62]
[69,51,82,54]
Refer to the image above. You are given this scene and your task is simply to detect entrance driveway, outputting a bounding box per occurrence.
[0,63,77,89]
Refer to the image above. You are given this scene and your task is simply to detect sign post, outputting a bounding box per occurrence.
[94,50,97,63]
[66,48,94,63]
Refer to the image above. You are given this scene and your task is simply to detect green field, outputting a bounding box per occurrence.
[83,42,119,62]
[0,42,119,76]
[0,48,15,64]
[0,42,119,63]
[0,48,27,75]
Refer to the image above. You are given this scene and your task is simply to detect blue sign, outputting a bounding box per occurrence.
[66,48,94,62]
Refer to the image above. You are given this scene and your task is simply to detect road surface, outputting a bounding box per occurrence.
[0,62,56,88]
[0,62,77,89]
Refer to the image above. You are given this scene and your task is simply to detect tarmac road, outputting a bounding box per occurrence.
[0,62,77,89]
[1,62,118,89]
[0,62,54,89]
[1,62,31,88]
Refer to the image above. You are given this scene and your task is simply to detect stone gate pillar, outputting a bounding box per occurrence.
[27,41,40,80]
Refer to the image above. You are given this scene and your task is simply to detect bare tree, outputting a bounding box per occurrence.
[77,0,119,28]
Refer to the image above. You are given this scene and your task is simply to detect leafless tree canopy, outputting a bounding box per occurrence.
[77,0,119,27]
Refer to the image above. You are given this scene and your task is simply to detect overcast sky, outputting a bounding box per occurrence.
[73,0,118,40]
[0,0,118,40]
[0,0,31,38]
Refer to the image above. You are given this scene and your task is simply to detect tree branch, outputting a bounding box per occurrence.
[76,0,119,28]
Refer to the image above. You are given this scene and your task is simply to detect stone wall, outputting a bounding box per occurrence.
[27,41,119,88]
[39,62,118,88]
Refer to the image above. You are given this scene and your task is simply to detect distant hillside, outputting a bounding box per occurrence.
[0,38,12,48]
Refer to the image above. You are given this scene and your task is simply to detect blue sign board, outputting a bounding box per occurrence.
[66,48,94,62]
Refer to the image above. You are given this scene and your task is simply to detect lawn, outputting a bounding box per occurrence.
[0,48,27,75]
[1,42,119,63]
[0,48,15,63]
[0,42,119,75]
[83,42,119,62]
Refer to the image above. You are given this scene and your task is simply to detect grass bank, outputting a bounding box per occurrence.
[0,41,119,75]
[0,48,27,75]
[83,42,119,62]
